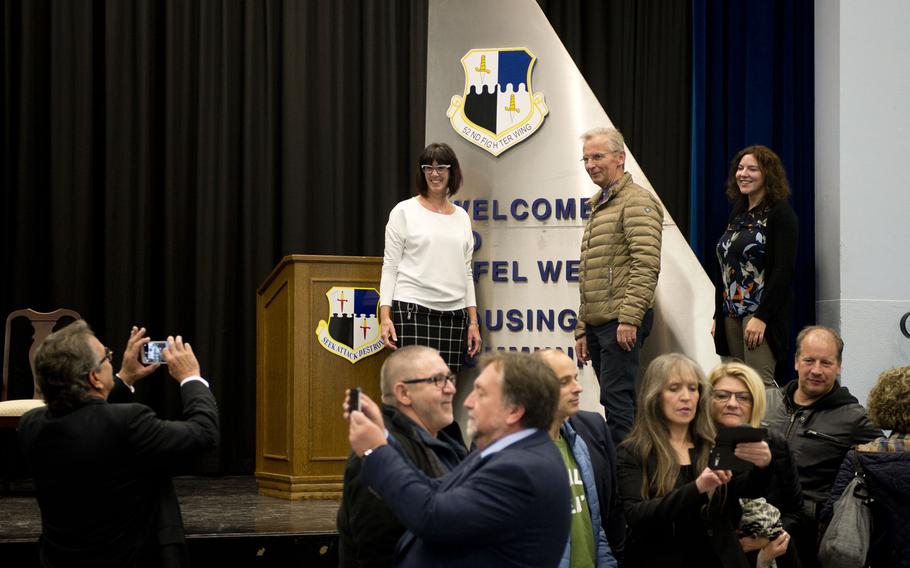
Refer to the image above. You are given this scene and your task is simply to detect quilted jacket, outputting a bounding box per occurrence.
[821,446,910,568]
[576,173,663,337]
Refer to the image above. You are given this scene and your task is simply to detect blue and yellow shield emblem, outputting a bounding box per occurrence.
[447,47,548,156]
[315,286,384,363]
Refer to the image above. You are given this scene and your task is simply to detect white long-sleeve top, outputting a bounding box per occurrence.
[379,197,477,311]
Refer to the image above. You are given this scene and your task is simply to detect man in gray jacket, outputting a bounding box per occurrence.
[763,325,880,568]
[574,127,663,446]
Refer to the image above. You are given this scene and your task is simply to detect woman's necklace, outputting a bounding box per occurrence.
[421,195,448,214]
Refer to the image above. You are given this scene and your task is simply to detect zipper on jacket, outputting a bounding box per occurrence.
[785,411,799,438]
[609,266,613,284]
[804,429,853,448]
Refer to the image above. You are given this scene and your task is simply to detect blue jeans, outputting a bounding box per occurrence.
[587,309,654,447]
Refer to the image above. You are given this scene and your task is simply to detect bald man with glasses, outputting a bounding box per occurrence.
[337,345,467,567]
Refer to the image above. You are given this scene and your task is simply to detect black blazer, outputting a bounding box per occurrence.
[18,380,219,568]
[569,410,626,563]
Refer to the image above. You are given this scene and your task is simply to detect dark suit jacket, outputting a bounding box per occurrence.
[569,411,625,564]
[18,380,219,568]
[337,404,466,567]
[361,428,571,568]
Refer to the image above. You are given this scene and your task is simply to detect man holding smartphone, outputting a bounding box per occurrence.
[18,321,219,568]
[337,346,467,567]
[346,352,570,568]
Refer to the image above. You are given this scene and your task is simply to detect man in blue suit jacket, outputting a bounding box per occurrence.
[347,352,571,568]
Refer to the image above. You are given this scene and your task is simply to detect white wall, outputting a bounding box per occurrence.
[815,0,910,403]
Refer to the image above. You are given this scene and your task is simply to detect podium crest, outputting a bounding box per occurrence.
[446,47,548,156]
[315,286,384,363]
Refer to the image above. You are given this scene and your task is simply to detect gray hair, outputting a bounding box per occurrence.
[580,127,625,153]
[379,345,440,404]
[34,320,98,414]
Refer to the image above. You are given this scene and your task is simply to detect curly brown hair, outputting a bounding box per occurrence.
[725,145,791,207]
[867,366,910,433]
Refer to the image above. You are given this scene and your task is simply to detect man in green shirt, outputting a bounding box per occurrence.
[538,349,620,568]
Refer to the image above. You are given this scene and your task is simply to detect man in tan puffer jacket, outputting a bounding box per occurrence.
[575,127,663,446]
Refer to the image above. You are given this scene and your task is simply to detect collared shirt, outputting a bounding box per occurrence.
[115,374,209,393]
[595,178,623,208]
[480,428,537,458]
[859,432,909,453]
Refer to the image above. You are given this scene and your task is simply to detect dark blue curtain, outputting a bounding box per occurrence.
[690,0,815,381]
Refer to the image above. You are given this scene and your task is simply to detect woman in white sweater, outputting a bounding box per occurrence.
[379,143,481,372]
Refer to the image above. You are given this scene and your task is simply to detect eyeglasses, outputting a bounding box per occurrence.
[420,164,451,174]
[402,373,457,388]
[98,347,113,367]
[580,151,619,164]
[712,390,753,405]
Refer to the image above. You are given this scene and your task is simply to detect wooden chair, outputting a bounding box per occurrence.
[1,308,82,428]
[1,308,81,491]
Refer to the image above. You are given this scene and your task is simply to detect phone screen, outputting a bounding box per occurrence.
[142,341,168,365]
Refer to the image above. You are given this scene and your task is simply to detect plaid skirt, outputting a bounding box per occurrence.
[391,300,469,372]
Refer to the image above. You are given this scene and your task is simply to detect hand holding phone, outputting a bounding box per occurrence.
[709,426,768,472]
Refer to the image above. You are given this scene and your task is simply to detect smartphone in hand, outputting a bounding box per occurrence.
[141,341,169,365]
[709,426,767,471]
[349,387,362,413]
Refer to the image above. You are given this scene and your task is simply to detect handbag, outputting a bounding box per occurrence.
[818,453,873,568]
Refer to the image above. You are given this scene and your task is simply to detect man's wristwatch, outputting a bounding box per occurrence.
[362,447,376,459]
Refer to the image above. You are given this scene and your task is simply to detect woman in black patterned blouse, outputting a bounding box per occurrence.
[713,145,798,388]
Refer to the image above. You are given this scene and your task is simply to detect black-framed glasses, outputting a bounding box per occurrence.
[98,347,113,367]
[420,164,451,174]
[712,390,753,405]
[84,347,113,375]
[402,373,457,388]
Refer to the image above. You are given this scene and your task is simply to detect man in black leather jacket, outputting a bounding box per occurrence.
[763,326,880,567]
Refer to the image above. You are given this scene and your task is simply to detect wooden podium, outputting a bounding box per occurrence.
[256,255,387,499]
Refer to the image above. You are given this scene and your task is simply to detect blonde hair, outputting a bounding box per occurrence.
[706,362,767,427]
[621,353,715,498]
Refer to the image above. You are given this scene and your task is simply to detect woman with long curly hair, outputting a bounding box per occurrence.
[617,353,774,567]
[713,145,799,387]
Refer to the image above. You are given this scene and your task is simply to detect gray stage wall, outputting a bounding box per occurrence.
[425,0,719,416]
[815,0,910,404]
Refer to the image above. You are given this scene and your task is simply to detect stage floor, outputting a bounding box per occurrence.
[1,476,341,566]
